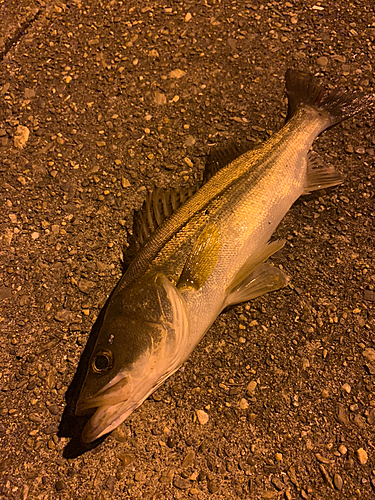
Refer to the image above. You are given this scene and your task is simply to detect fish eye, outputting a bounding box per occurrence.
[92,350,113,373]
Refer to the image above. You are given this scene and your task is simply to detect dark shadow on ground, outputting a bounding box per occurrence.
[58,296,112,457]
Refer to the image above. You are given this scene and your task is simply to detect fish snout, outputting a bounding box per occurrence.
[75,375,130,415]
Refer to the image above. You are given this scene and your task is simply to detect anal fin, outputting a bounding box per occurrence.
[304,151,344,193]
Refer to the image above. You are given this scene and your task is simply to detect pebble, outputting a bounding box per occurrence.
[184,135,196,147]
[182,450,195,467]
[271,476,284,491]
[240,398,249,410]
[55,480,65,491]
[196,409,209,425]
[363,348,375,363]
[364,290,375,302]
[159,468,174,484]
[341,383,351,394]
[14,125,30,149]
[317,56,329,67]
[356,448,368,464]
[173,476,190,490]
[207,477,219,493]
[154,92,166,105]
[169,69,186,79]
[336,404,349,425]
[77,279,95,294]
[338,445,347,455]
[246,380,257,396]
[54,309,72,323]
[184,12,192,22]
[333,473,343,490]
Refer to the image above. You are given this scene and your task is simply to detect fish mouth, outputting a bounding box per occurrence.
[80,400,140,443]
[75,374,130,415]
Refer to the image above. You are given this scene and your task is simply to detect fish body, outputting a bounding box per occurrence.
[75,70,374,443]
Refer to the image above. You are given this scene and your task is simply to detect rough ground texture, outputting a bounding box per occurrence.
[1,1,375,499]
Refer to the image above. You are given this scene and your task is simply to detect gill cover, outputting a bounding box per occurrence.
[76,273,189,442]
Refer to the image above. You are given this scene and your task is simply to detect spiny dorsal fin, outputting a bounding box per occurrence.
[132,185,199,249]
[203,141,252,183]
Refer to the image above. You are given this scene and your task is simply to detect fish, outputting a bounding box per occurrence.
[75,69,374,443]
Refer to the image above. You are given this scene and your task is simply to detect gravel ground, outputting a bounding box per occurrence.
[1,1,375,499]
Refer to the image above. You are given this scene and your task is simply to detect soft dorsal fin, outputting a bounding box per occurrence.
[203,141,252,183]
[132,185,199,248]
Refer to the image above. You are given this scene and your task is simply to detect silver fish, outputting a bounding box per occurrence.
[75,70,374,443]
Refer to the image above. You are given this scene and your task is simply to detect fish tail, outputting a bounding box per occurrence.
[285,69,375,126]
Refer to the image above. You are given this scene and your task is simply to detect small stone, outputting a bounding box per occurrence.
[355,146,366,154]
[357,448,368,464]
[367,408,375,425]
[184,12,192,22]
[159,468,174,484]
[345,144,354,153]
[195,409,209,425]
[118,453,134,466]
[154,92,167,105]
[333,473,343,490]
[336,404,349,425]
[121,177,131,188]
[316,453,331,464]
[246,380,257,396]
[181,450,195,467]
[31,232,40,240]
[170,69,186,79]
[364,290,375,302]
[173,476,190,490]
[240,398,249,410]
[24,88,35,99]
[317,56,329,67]
[77,279,96,294]
[134,472,145,482]
[183,157,193,167]
[363,348,375,363]
[14,125,30,149]
[207,478,219,493]
[271,477,284,491]
[338,445,347,455]
[54,309,72,323]
[55,480,65,491]
[183,135,196,147]
[342,383,351,394]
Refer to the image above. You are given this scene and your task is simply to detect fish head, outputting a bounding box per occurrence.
[75,273,189,443]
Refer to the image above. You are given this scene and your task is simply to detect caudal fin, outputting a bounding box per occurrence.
[285,69,375,126]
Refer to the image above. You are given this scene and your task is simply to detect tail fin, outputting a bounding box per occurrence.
[285,69,375,126]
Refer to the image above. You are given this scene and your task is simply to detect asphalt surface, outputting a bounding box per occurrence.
[1,1,375,499]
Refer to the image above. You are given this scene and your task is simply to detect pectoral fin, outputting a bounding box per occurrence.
[224,240,288,307]
[304,151,344,193]
[177,223,221,291]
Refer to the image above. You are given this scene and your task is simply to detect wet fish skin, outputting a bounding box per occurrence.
[75,70,374,443]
